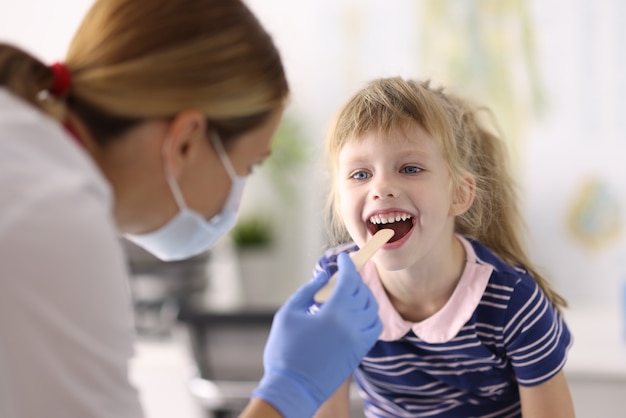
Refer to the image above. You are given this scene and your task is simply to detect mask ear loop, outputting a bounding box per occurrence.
[162,137,188,210]
[210,131,238,180]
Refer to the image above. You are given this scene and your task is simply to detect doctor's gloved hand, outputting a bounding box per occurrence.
[252,252,382,418]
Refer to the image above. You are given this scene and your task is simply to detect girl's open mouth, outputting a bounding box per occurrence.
[367,212,415,243]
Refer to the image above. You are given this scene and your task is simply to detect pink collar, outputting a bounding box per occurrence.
[362,235,493,343]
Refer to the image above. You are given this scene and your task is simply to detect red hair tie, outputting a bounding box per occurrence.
[49,62,72,97]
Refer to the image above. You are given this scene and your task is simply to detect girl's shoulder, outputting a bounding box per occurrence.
[462,235,545,316]
[464,237,562,329]
[463,236,534,285]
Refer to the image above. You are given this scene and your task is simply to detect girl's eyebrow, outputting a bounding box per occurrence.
[400,147,436,158]
[338,159,375,170]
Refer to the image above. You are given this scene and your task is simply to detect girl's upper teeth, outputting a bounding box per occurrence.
[369,212,412,224]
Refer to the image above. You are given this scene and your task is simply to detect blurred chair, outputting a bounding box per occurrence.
[179,309,275,418]
[123,238,211,337]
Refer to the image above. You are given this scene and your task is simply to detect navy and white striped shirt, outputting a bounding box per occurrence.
[313,235,572,417]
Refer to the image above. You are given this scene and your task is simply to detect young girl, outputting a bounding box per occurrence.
[312,77,574,417]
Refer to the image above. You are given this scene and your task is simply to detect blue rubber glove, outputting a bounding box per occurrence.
[252,252,382,418]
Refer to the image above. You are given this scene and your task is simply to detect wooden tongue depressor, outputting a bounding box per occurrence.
[313,228,395,303]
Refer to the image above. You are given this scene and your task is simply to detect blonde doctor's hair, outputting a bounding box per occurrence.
[0,0,288,147]
[325,77,566,309]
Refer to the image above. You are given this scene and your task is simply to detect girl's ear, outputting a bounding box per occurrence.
[450,174,476,216]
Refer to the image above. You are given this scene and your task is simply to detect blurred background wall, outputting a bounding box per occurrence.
[2,0,625,320]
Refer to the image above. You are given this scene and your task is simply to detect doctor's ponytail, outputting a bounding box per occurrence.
[0,43,67,119]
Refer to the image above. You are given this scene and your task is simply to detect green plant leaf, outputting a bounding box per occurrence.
[231,216,274,248]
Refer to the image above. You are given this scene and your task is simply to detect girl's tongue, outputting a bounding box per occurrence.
[368,216,415,243]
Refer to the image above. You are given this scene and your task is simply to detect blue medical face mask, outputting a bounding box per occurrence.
[125,132,247,262]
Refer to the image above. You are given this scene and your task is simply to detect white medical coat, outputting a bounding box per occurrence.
[0,89,144,417]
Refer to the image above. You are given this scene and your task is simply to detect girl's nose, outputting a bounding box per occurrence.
[371,176,398,200]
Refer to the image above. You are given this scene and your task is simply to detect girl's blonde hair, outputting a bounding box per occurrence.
[0,0,288,146]
[326,77,566,309]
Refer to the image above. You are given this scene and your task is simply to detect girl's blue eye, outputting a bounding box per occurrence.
[351,171,370,180]
[401,165,421,174]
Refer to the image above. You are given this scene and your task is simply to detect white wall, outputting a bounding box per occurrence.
[525,0,626,311]
[0,1,92,61]
[3,0,626,327]
[3,0,626,312]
